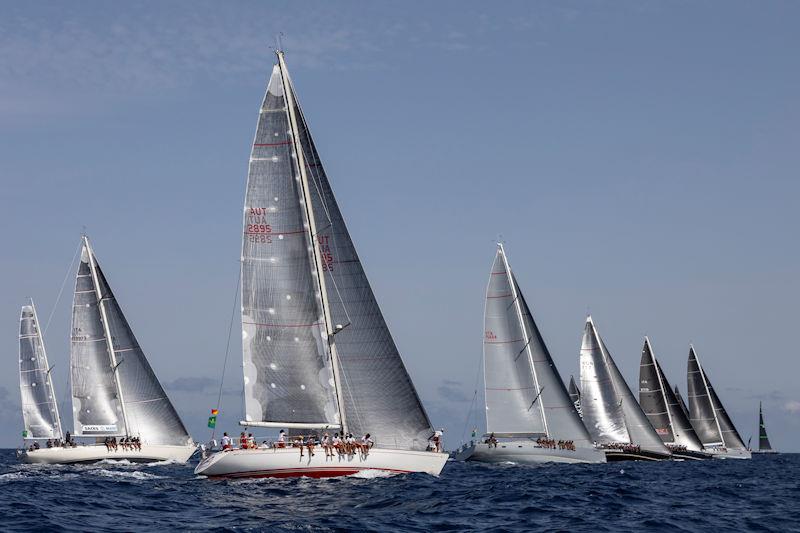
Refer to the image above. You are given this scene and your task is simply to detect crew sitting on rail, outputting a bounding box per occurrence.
[360,434,374,456]
[221,432,233,450]
[486,433,498,448]
[276,430,286,448]
[321,432,333,458]
[305,435,316,457]
[239,432,247,449]
[332,433,343,454]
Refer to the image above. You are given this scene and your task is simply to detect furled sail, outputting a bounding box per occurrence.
[568,376,582,418]
[579,318,627,443]
[72,237,191,445]
[583,318,668,452]
[687,347,746,450]
[639,338,703,451]
[758,402,773,451]
[484,245,591,444]
[19,303,63,440]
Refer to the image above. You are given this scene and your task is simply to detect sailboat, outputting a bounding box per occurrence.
[456,245,605,464]
[568,376,582,418]
[18,302,63,445]
[687,346,751,459]
[194,50,446,479]
[638,338,710,460]
[674,385,691,420]
[19,237,196,464]
[752,402,778,455]
[579,318,671,461]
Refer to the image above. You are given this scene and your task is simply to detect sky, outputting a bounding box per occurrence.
[1,0,798,451]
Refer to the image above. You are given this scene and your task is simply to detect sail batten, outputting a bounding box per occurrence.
[19,302,63,440]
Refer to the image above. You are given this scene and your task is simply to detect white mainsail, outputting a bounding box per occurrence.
[239,52,434,450]
[19,302,63,440]
[70,236,192,445]
[482,244,591,445]
[581,318,668,453]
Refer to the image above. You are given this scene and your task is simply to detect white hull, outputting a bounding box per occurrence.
[19,444,197,465]
[456,441,606,464]
[706,447,752,460]
[195,447,448,479]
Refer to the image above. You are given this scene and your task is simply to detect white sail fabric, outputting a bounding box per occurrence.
[286,65,434,449]
[687,347,746,450]
[90,252,192,446]
[71,246,125,436]
[19,303,62,440]
[579,319,628,443]
[240,65,339,428]
[639,339,703,451]
[568,376,582,418]
[483,249,546,436]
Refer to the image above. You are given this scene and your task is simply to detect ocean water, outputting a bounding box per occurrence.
[1,450,798,532]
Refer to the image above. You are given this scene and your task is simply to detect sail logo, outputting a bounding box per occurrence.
[82,424,117,432]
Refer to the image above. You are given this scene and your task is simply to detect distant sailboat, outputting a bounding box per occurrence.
[194,50,446,479]
[687,346,751,459]
[19,237,196,464]
[638,338,710,460]
[19,302,63,443]
[457,244,605,464]
[568,376,582,418]
[752,402,778,455]
[579,318,671,461]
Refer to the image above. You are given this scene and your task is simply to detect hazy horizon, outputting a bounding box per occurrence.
[1,1,798,451]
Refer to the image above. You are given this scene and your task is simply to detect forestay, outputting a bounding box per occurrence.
[287,62,434,450]
[19,303,63,440]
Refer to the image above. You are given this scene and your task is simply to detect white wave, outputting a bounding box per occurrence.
[348,469,399,479]
[0,472,26,482]
[94,469,165,480]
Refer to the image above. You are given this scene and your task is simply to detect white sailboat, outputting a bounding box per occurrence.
[19,237,196,464]
[194,50,446,479]
[456,245,605,464]
[638,338,710,460]
[686,346,751,459]
[579,318,671,461]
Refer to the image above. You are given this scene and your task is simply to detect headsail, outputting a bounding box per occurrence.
[484,245,591,445]
[568,376,582,418]
[582,318,668,452]
[19,302,63,440]
[72,237,191,445]
[240,53,434,449]
[758,402,773,452]
[687,346,746,450]
[639,338,703,451]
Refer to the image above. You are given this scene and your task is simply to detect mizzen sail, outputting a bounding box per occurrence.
[19,302,62,440]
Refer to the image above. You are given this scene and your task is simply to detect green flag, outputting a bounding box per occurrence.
[207,415,217,429]
[22,429,28,438]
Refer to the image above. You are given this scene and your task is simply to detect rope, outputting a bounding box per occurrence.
[44,241,81,335]
[210,267,241,442]
[460,345,485,443]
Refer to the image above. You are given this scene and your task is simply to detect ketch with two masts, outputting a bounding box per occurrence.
[18,237,196,464]
[194,50,446,479]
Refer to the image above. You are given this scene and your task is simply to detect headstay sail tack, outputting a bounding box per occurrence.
[19,302,63,440]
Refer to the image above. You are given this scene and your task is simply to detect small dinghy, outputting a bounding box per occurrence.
[194,50,446,479]
[579,318,672,462]
[456,245,605,465]
[687,346,751,459]
[19,237,196,465]
[638,339,711,460]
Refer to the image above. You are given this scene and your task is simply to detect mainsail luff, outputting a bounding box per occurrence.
[568,376,581,417]
[19,302,63,440]
[758,402,773,451]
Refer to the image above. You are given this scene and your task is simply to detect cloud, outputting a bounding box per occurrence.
[784,401,800,414]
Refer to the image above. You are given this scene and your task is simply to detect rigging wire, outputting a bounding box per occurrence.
[210,267,241,443]
[44,241,81,335]
[460,343,485,444]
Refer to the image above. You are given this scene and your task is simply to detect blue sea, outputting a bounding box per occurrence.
[1,450,798,532]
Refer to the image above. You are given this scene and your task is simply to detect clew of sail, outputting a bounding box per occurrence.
[19,303,63,440]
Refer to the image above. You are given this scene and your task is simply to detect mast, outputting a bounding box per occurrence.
[277,50,347,435]
[498,243,548,436]
[30,299,63,439]
[83,235,131,436]
[692,345,725,446]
